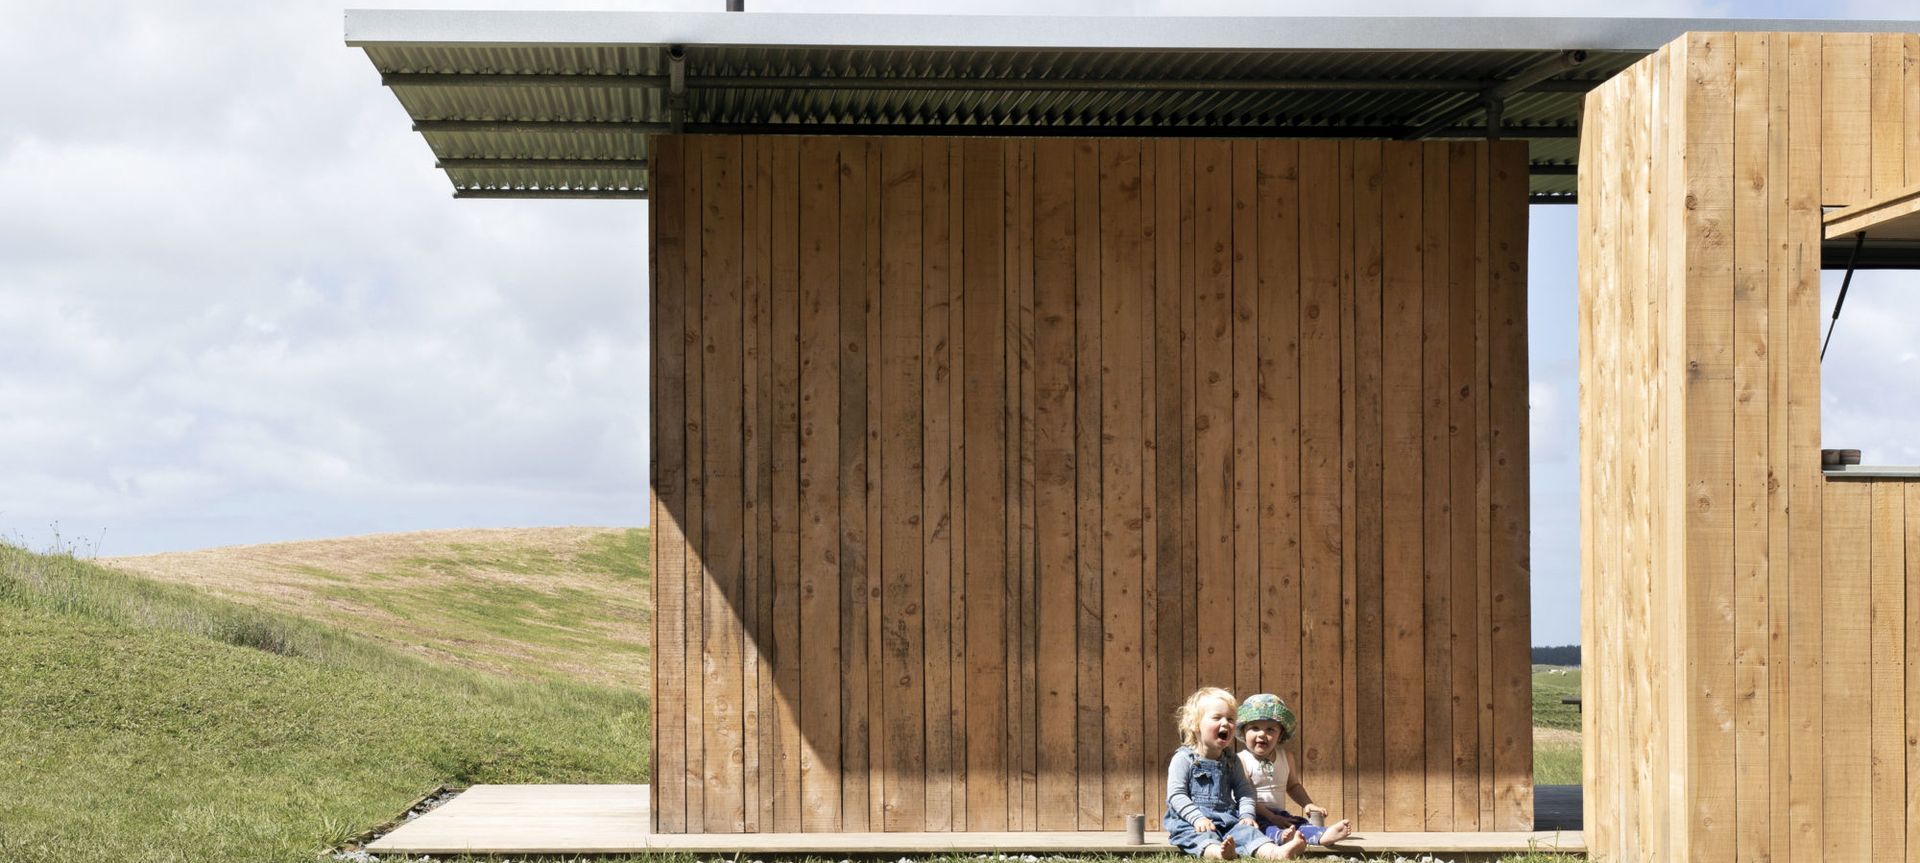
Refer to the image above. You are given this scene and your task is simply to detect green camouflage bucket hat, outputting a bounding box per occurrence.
[1236,693,1298,741]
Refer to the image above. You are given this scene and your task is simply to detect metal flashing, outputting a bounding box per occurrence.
[347,11,1920,200]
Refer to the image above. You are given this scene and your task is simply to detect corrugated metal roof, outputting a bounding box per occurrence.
[345,11,1920,201]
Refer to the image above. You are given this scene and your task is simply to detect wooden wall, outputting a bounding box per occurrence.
[1820,479,1920,863]
[1579,32,1920,863]
[649,134,1532,834]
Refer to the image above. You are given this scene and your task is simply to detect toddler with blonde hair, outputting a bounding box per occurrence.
[1163,687,1287,859]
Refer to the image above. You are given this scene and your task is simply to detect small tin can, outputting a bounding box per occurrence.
[1125,813,1146,845]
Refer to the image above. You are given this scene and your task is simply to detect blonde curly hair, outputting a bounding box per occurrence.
[1175,686,1237,749]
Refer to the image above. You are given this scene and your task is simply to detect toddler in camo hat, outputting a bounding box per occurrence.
[1235,693,1352,853]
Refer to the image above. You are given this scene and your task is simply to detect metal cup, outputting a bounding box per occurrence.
[1308,811,1326,829]
[1125,813,1146,845]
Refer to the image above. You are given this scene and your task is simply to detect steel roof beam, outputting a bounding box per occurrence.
[1408,50,1588,139]
[677,121,1580,138]
[453,188,649,199]
[413,120,674,134]
[384,73,669,88]
[689,75,1597,93]
[382,70,1597,94]
[438,157,650,170]
[668,47,687,133]
[412,118,1577,138]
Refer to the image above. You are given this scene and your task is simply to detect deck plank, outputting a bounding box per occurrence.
[369,786,1587,856]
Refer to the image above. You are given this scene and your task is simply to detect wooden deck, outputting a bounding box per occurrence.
[368,785,1585,856]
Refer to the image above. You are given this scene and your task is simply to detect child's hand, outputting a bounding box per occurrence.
[1194,817,1216,834]
[1303,804,1328,817]
[1240,817,1258,829]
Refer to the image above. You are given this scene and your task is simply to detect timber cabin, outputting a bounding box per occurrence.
[351,11,1920,862]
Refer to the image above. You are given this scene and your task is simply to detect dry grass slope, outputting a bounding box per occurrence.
[105,527,650,693]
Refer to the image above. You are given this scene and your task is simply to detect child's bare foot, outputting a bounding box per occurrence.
[1201,839,1237,861]
[1252,841,1286,859]
[1318,819,1353,845]
[1275,833,1309,859]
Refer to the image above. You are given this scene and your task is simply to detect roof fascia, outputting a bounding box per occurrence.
[344,10,1920,53]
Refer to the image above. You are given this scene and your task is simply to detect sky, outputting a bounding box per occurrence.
[3,0,1917,646]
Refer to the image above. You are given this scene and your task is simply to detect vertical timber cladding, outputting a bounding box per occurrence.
[649,135,1532,834]
[1579,32,1920,863]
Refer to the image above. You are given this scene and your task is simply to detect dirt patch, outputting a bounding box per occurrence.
[1534,725,1580,746]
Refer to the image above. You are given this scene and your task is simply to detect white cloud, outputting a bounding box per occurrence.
[1821,270,1920,466]
[0,0,654,553]
[0,0,1878,574]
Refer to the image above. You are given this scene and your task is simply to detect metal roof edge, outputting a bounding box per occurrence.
[344,10,1920,53]
[1824,465,1920,479]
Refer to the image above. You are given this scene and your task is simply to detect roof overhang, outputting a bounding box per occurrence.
[346,12,1920,201]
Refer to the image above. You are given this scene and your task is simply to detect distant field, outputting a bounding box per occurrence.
[105,527,649,692]
[1532,664,1582,785]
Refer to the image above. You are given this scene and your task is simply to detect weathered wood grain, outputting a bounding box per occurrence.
[1486,139,1531,833]
[1445,141,1480,833]
[961,137,1008,833]
[1100,139,1147,829]
[1824,33,1872,204]
[650,134,690,835]
[796,135,842,833]
[1421,141,1454,833]
[1351,139,1386,830]
[1032,138,1079,832]
[1072,138,1106,832]
[879,137,927,832]
[649,133,1529,835]
[681,134,708,834]
[1871,483,1907,863]
[1380,140,1426,833]
[767,136,805,834]
[1297,139,1346,816]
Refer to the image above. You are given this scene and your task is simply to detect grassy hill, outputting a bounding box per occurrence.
[7,528,1577,862]
[104,527,650,692]
[0,537,648,863]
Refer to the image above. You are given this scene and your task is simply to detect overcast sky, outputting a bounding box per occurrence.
[3,0,1916,645]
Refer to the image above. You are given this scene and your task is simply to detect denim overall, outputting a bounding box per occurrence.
[1163,747,1271,857]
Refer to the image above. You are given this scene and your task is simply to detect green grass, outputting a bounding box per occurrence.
[1533,737,1582,786]
[1530,665,1582,731]
[4,534,1580,863]
[1532,665,1583,786]
[0,542,648,863]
